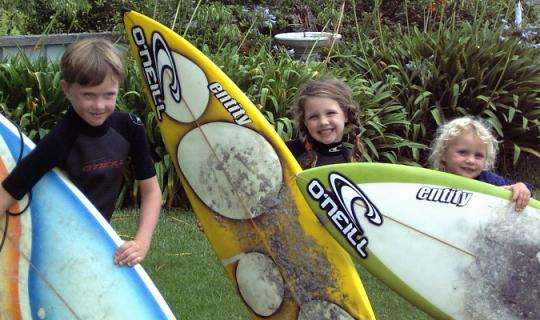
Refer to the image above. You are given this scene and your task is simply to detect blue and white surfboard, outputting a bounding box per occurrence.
[0,113,175,319]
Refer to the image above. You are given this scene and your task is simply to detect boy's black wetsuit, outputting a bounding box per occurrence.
[2,107,155,221]
[286,139,352,169]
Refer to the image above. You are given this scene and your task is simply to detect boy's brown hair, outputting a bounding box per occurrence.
[60,38,124,86]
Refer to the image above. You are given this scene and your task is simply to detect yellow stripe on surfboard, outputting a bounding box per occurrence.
[123,9,375,320]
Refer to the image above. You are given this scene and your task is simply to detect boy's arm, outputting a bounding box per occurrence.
[114,176,161,267]
[2,121,70,201]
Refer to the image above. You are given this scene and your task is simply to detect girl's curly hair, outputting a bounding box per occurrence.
[292,76,364,168]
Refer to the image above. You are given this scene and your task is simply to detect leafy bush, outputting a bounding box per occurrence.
[348,77,421,165]
[335,22,540,170]
[0,55,66,140]
[1,0,538,205]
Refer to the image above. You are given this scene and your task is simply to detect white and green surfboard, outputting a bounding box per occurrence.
[296,162,539,320]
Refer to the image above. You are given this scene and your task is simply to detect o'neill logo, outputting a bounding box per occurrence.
[307,173,383,259]
[132,26,181,121]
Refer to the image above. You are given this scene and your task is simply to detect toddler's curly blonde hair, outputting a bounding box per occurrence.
[429,116,498,171]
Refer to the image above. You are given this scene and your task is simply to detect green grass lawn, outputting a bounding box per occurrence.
[111,209,432,320]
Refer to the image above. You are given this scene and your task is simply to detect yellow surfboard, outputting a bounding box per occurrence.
[123,9,375,319]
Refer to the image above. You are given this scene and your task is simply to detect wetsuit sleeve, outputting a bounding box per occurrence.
[286,139,305,159]
[477,171,511,187]
[127,114,156,180]
[477,171,534,193]
[2,125,69,200]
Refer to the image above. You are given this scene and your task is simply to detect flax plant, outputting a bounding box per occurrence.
[340,18,539,166]
[0,54,66,140]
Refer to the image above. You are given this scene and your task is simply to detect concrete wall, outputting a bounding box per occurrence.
[0,32,123,61]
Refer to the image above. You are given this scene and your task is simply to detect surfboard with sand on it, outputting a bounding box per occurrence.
[296,162,540,320]
[0,113,175,319]
[123,9,376,320]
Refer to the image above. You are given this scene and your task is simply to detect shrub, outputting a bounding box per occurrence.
[0,55,66,140]
[336,22,540,171]
[2,0,538,204]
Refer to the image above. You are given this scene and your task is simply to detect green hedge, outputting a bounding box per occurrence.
[1,1,538,207]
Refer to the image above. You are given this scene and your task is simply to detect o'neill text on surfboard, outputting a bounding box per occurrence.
[208,83,251,125]
[307,173,383,259]
[132,26,182,121]
[416,187,472,207]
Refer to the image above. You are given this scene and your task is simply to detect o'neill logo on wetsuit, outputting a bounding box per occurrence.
[307,173,383,259]
[131,27,181,121]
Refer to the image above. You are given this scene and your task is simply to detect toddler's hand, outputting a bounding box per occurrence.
[503,182,531,212]
[114,239,150,267]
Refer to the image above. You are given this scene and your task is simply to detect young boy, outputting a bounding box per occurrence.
[429,116,532,211]
[0,38,161,267]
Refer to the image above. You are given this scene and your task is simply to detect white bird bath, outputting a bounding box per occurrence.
[274,32,342,61]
